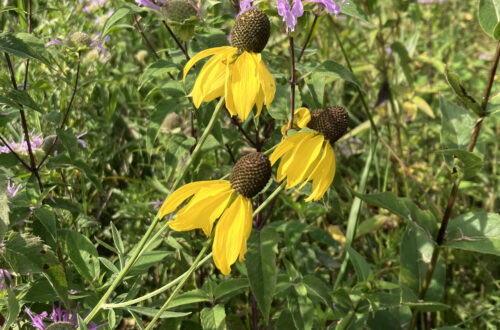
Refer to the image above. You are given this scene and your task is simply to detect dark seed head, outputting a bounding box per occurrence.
[230,152,271,198]
[230,8,271,53]
[307,106,349,144]
[164,0,198,23]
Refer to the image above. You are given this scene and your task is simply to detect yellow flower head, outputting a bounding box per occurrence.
[183,8,276,121]
[159,152,271,275]
[270,106,349,202]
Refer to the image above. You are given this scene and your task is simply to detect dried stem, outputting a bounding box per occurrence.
[409,40,500,330]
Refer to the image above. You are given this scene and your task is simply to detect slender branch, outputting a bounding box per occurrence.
[162,20,190,60]
[229,112,257,147]
[0,135,31,171]
[409,40,500,330]
[23,0,32,91]
[133,14,160,60]
[288,36,296,131]
[37,52,82,170]
[297,13,319,62]
[250,293,259,330]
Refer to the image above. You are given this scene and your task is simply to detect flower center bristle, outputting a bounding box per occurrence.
[230,8,271,53]
[307,106,349,144]
[68,32,91,48]
[230,152,272,198]
[164,0,198,23]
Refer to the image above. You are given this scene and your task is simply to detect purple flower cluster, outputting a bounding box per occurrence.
[276,0,346,31]
[135,0,166,11]
[7,179,22,198]
[26,303,106,330]
[45,33,110,56]
[0,132,43,154]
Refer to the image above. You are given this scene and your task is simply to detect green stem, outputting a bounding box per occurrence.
[84,97,225,325]
[144,182,285,328]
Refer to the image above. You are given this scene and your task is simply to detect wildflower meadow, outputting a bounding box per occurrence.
[1,0,500,329]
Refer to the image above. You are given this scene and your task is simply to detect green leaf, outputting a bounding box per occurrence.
[442,212,500,256]
[352,191,408,218]
[439,97,475,151]
[307,60,362,89]
[436,149,483,179]
[146,99,177,155]
[0,232,69,307]
[479,0,500,39]
[347,246,371,282]
[390,42,413,86]
[0,175,9,239]
[0,89,41,112]
[214,278,249,299]
[111,222,125,267]
[168,289,211,309]
[102,7,132,38]
[60,229,100,283]
[33,206,58,250]
[401,301,450,312]
[245,226,279,321]
[128,250,173,276]
[5,287,20,330]
[302,275,333,306]
[0,32,50,65]
[445,69,482,116]
[340,1,371,24]
[200,305,226,330]
[126,306,191,319]
[140,60,178,89]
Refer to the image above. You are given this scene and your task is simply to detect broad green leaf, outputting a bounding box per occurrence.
[302,275,333,306]
[391,42,413,86]
[0,232,69,307]
[60,229,100,283]
[33,206,58,250]
[200,305,226,330]
[347,246,371,282]
[0,32,50,66]
[445,69,482,116]
[146,99,178,155]
[245,226,279,321]
[352,191,408,218]
[102,7,132,38]
[437,149,483,179]
[5,287,20,330]
[0,89,41,112]
[439,97,475,151]
[214,278,249,299]
[340,1,371,24]
[126,306,191,318]
[99,256,120,274]
[0,175,9,239]
[442,212,500,256]
[307,60,362,89]
[167,289,211,309]
[479,0,500,39]
[276,309,299,330]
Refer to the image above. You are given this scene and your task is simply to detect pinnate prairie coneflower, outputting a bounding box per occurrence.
[270,106,349,201]
[159,152,272,275]
[183,8,276,121]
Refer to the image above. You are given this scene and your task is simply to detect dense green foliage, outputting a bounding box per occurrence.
[1,0,499,329]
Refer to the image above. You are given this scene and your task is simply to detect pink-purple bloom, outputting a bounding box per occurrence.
[238,0,258,16]
[45,33,110,56]
[26,303,106,330]
[7,179,22,198]
[135,0,166,11]
[0,269,13,290]
[0,132,43,155]
[277,0,346,31]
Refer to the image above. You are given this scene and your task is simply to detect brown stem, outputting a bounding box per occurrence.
[288,36,296,132]
[162,20,190,60]
[133,14,160,60]
[0,135,31,171]
[229,110,257,147]
[37,52,82,170]
[409,40,500,330]
[297,13,319,62]
[250,292,259,330]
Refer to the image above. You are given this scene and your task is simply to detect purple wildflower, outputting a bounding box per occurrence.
[89,33,110,56]
[0,269,13,290]
[148,200,164,209]
[0,132,43,155]
[136,0,165,11]
[7,179,22,198]
[44,38,63,47]
[276,0,346,31]
[26,303,107,330]
[238,0,258,16]
[77,132,88,149]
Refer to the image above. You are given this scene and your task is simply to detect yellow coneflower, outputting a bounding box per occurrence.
[270,106,349,202]
[183,8,276,121]
[159,152,271,275]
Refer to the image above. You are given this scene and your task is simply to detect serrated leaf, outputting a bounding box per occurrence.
[479,0,500,39]
[200,305,226,330]
[245,227,279,321]
[60,229,100,283]
[445,69,482,116]
[0,32,50,65]
[443,212,500,256]
[437,149,483,179]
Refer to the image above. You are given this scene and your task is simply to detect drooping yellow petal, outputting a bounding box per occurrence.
[284,134,324,188]
[159,181,218,219]
[276,132,316,184]
[229,51,260,121]
[269,131,308,165]
[213,195,253,275]
[305,143,336,202]
[258,55,276,108]
[170,184,233,236]
[183,46,234,81]
[280,107,311,136]
[191,54,226,108]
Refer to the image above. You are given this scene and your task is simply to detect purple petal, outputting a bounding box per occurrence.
[136,0,162,11]
[45,38,63,47]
